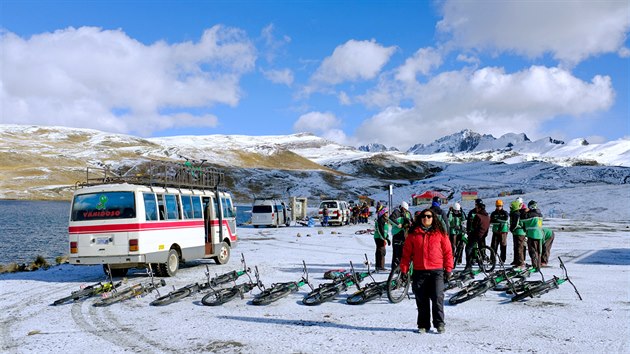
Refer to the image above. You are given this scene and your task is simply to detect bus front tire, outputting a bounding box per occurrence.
[213,242,231,265]
[158,249,179,277]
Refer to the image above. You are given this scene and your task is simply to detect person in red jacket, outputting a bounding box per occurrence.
[400,209,453,334]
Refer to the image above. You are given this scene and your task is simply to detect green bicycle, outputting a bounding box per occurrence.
[511,257,582,302]
[386,264,412,303]
[304,257,372,306]
[251,261,312,306]
[52,280,124,306]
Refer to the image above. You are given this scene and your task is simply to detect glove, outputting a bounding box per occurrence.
[444,272,451,281]
[386,238,391,246]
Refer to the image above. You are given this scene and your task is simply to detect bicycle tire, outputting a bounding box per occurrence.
[346,283,385,305]
[386,268,411,303]
[477,245,497,273]
[448,281,493,305]
[150,288,192,306]
[201,287,241,306]
[511,281,557,302]
[302,286,341,306]
[252,284,293,306]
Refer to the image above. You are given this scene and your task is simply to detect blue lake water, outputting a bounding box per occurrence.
[0,200,253,265]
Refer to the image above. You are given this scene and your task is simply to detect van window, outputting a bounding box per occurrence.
[165,194,180,220]
[181,195,194,219]
[320,201,337,209]
[71,191,136,221]
[222,197,235,218]
[192,196,202,218]
[253,205,272,213]
[143,193,158,221]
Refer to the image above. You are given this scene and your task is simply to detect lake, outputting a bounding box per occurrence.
[0,200,253,265]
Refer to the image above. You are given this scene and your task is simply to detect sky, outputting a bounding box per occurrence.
[1,0,629,150]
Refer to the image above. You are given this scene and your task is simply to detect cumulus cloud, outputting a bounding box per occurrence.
[355,66,615,150]
[310,39,396,86]
[437,0,630,66]
[0,26,256,135]
[260,23,291,64]
[293,111,349,144]
[395,47,443,83]
[261,68,294,86]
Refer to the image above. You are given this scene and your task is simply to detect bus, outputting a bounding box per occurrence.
[68,162,237,277]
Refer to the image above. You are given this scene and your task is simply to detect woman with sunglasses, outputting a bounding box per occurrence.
[399,209,453,334]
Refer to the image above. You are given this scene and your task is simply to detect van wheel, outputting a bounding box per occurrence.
[103,265,128,278]
[213,242,231,265]
[254,225,259,228]
[158,249,179,277]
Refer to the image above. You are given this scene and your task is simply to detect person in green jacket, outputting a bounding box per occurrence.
[390,201,412,268]
[490,199,510,263]
[374,207,393,271]
[519,200,544,269]
[509,199,527,267]
[541,228,555,267]
[447,202,466,259]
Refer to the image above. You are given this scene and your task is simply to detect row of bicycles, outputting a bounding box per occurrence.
[51,253,581,308]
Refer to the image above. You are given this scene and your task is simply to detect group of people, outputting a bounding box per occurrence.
[370,195,555,334]
[350,203,371,224]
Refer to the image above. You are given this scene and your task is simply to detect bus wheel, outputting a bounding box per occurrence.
[213,242,231,265]
[159,249,179,277]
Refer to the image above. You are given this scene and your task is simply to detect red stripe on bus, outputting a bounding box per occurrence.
[209,220,238,241]
[68,220,204,234]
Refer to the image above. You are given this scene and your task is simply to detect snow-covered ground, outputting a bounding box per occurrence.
[1,217,629,354]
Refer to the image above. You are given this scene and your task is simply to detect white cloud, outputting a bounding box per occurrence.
[260,23,291,64]
[395,47,443,83]
[0,26,256,135]
[293,111,350,145]
[310,39,396,85]
[437,0,630,66]
[338,91,351,105]
[619,47,630,58]
[355,66,615,150]
[261,68,294,86]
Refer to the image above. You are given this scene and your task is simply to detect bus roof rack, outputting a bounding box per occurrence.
[75,161,225,191]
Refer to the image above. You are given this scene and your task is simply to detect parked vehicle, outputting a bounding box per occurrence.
[318,200,350,226]
[251,199,292,228]
[68,162,238,277]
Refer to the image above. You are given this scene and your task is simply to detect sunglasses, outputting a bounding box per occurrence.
[421,214,433,219]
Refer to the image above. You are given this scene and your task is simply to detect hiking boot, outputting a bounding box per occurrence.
[417,328,428,334]
[437,325,445,334]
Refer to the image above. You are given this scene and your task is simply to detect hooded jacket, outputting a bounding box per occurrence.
[470,208,491,240]
[400,225,453,274]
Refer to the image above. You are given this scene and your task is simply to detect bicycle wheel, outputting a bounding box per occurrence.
[201,287,240,306]
[302,286,340,306]
[448,281,492,305]
[347,283,385,305]
[476,245,497,273]
[386,267,411,304]
[251,285,293,306]
[511,281,557,302]
[150,288,192,306]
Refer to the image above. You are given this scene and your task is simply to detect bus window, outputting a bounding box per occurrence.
[71,191,135,221]
[222,197,235,218]
[181,195,194,219]
[165,194,180,220]
[213,197,220,219]
[192,196,202,219]
[143,193,158,221]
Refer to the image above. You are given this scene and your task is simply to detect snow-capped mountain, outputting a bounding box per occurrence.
[357,143,399,153]
[0,124,628,202]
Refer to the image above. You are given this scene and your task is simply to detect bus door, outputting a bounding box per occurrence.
[220,196,237,241]
[202,196,218,256]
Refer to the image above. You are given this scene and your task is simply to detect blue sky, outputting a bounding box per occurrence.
[1,0,629,149]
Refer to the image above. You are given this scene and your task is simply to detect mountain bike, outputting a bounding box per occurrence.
[444,268,483,291]
[251,261,312,305]
[323,269,348,280]
[448,264,536,305]
[52,280,124,306]
[208,253,251,287]
[345,258,387,305]
[511,257,582,302]
[456,238,496,273]
[386,264,412,303]
[303,257,372,306]
[201,266,264,306]
[93,268,166,307]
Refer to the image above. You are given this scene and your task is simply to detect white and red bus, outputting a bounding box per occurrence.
[68,164,237,277]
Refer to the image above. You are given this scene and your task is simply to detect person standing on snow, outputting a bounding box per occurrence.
[465,202,490,271]
[447,202,466,257]
[390,201,412,268]
[321,206,329,227]
[373,207,392,271]
[520,200,544,270]
[540,227,555,267]
[509,199,527,267]
[399,209,453,334]
[490,200,510,264]
[466,198,483,243]
[429,196,450,237]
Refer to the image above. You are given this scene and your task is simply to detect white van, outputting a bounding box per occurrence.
[251,199,291,227]
[68,163,237,277]
[318,200,350,226]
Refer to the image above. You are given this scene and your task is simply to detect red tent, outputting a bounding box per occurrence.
[411,191,448,206]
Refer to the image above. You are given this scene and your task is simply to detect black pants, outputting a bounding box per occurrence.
[374,238,386,269]
[391,231,406,269]
[412,270,445,330]
[464,237,486,269]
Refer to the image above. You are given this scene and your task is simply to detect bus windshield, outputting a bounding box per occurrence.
[71,191,136,221]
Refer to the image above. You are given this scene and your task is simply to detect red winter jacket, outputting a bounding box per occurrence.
[400,226,453,274]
